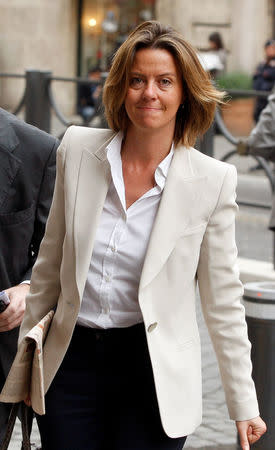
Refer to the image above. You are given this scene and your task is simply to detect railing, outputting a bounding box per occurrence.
[1,70,273,185]
[1,70,275,265]
[198,88,274,200]
[0,70,107,139]
[198,87,275,267]
[0,70,274,195]
[215,106,275,195]
[200,89,275,198]
[1,70,274,193]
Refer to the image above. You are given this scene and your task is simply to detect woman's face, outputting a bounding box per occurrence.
[124,48,183,135]
[209,39,217,50]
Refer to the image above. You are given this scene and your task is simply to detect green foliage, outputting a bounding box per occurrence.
[216,72,253,90]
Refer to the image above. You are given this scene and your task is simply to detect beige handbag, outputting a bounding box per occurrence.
[0,310,54,415]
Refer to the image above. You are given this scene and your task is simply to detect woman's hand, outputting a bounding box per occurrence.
[0,284,29,331]
[236,416,267,449]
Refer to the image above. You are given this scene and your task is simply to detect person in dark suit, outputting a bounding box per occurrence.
[253,39,275,123]
[0,108,58,444]
[78,66,102,122]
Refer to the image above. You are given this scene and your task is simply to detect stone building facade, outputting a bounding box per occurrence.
[157,0,274,73]
[0,0,274,114]
[0,0,78,113]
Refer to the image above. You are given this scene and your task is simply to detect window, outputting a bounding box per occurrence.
[80,0,155,75]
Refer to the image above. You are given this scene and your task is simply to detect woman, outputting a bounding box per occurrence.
[19,21,266,449]
[208,31,227,77]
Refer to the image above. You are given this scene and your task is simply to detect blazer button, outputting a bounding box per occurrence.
[147,322,158,333]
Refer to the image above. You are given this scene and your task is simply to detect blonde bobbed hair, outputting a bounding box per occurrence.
[103,21,224,147]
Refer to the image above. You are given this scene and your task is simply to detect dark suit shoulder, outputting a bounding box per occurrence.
[0,108,58,159]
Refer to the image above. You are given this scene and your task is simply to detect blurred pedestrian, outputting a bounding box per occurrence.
[0,109,58,445]
[78,66,102,123]
[17,21,266,450]
[197,32,227,80]
[208,31,227,77]
[253,39,275,122]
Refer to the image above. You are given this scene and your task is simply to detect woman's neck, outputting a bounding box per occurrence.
[121,126,174,167]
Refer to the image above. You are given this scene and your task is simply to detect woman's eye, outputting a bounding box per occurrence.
[130,77,143,87]
[160,79,172,87]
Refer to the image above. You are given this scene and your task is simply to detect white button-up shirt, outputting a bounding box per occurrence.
[77,132,174,329]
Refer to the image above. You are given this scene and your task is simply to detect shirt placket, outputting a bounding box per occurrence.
[98,209,127,321]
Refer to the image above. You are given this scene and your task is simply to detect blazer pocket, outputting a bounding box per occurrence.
[0,203,35,226]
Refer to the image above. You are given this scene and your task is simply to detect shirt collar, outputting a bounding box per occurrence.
[106,131,124,169]
[106,131,174,193]
[155,143,174,190]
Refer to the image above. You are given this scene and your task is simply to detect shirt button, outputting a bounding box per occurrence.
[105,275,111,282]
[111,246,116,253]
[147,322,158,333]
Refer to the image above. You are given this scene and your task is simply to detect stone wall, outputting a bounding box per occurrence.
[156,0,273,75]
[0,0,78,114]
[1,0,274,116]
[231,0,270,73]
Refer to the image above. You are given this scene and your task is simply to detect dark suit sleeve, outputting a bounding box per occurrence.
[263,65,275,80]
[22,139,59,281]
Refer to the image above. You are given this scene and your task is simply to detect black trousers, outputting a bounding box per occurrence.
[36,323,187,450]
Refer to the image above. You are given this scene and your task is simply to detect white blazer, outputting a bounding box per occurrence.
[19,126,259,438]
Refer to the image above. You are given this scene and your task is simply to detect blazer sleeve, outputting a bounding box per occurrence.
[19,129,70,344]
[22,138,59,281]
[197,165,259,421]
[247,93,275,161]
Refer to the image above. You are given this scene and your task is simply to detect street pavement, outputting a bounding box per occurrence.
[8,133,272,449]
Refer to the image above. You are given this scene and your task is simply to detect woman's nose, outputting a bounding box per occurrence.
[142,81,157,99]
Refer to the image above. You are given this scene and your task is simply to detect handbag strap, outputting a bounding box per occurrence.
[0,403,32,450]
[0,403,19,450]
[21,403,32,450]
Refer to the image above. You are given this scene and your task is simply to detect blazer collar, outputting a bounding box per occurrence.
[74,132,115,301]
[93,131,117,161]
[0,109,19,153]
[139,146,206,291]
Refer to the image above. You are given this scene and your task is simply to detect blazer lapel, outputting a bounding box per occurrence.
[0,110,19,153]
[74,136,114,301]
[0,112,21,208]
[139,147,206,292]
